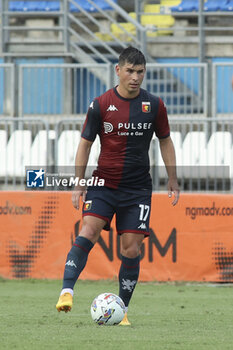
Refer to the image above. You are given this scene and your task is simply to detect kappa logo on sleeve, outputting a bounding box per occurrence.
[84,200,92,211]
[142,102,151,113]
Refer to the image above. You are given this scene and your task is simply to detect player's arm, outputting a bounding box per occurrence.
[159,136,180,206]
[154,98,180,205]
[72,98,101,210]
[72,137,93,209]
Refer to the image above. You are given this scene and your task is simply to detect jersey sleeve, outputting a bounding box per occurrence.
[154,98,170,139]
[81,99,101,142]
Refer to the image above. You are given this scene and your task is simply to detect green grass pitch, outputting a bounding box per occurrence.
[0,279,233,350]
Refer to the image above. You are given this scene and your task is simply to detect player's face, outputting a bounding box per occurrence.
[116,62,146,99]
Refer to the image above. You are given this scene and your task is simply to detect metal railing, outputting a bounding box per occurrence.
[16,62,208,117]
[212,62,233,118]
[0,0,66,54]
[0,116,232,192]
[18,63,111,117]
[1,61,233,118]
[145,63,208,116]
[0,62,232,118]
[0,0,148,62]
[0,117,50,188]
[135,1,233,42]
[163,117,233,192]
[66,0,147,63]
[0,0,233,62]
[0,63,15,116]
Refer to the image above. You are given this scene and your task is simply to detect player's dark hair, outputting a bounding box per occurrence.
[118,47,146,67]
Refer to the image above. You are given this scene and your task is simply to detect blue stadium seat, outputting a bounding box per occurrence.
[9,1,25,11]
[41,1,60,11]
[26,2,39,11]
[70,0,117,13]
[221,0,233,11]
[9,0,117,12]
[171,0,198,12]
[9,1,60,11]
[204,0,228,11]
[69,0,93,12]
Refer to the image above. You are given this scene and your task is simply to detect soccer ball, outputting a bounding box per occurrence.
[90,293,125,325]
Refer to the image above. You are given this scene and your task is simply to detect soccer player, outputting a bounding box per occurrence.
[56,46,180,325]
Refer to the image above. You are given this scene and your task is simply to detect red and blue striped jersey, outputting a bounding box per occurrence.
[82,87,170,190]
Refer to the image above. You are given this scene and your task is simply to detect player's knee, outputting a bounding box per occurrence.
[79,223,100,244]
[121,244,140,258]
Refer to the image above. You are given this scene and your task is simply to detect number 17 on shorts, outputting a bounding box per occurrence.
[137,204,150,231]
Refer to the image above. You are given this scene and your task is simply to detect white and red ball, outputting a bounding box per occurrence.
[90,293,125,325]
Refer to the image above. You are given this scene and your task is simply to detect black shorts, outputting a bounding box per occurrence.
[82,186,152,236]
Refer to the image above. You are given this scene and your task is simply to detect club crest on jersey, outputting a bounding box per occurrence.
[84,200,92,211]
[142,102,151,113]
